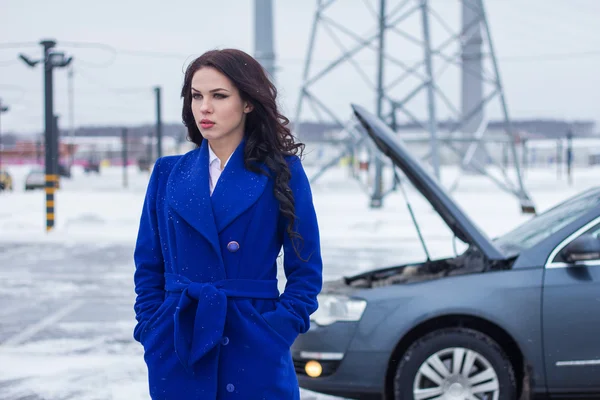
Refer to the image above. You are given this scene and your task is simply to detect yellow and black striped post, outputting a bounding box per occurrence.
[19,40,72,232]
[45,174,58,231]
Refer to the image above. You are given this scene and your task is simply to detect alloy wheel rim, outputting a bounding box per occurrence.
[412,347,500,400]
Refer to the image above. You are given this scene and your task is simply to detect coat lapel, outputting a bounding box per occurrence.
[210,139,268,233]
[166,140,222,259]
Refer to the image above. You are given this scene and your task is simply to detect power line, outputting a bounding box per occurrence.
[61,41,194,59]
[278,50,600,65]
[0,42,40,66]
[98,46,600,63]
[74,68,152,95]
[499,50,600,63]
[0,42,39,49]
[60,41,196,68]
[3,40,600,68]
[58,41,119,68]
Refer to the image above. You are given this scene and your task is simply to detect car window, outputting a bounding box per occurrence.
[587,224,600,239]
[494,188,600,254]
[552,222,600,263]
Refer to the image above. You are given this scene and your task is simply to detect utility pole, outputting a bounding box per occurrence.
[370,0,386,208]
[566,129,573,186]
[19,39,73,232]
[0,99,9,171]
[422,0,440,181]
[68,65,75,167]
[122,128,128,188]
[556,138,563,179]
[37,135,43,165]
[254,0,276,82]
[53,115,60,183]
[154,86,163,159]
[147,131,154,163]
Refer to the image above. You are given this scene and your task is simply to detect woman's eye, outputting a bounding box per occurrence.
[192,93,202,100]
[214,93,227,99]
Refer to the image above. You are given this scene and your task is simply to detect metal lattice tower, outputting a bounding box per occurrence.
[254,0,277,82]
[294,0,535,213]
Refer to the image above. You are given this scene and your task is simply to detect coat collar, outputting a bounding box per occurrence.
[166,138,268,257]
[209,137,269,232]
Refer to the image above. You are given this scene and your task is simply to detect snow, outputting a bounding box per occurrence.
[0,159,597,400]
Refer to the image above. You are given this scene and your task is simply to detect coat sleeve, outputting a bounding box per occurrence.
[132,158,166,343]
[262,156,323,347]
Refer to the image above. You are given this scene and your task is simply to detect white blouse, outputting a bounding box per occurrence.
[208,144,232,196]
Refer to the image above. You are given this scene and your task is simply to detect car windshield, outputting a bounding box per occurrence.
[494,187,600,254]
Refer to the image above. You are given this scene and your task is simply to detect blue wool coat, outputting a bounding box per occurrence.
[132,138,323,399]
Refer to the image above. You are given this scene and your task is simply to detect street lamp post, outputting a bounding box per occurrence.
[19,39,73,231]
[154,86,162,159]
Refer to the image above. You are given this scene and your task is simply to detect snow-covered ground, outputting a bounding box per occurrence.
[0,159,597,400]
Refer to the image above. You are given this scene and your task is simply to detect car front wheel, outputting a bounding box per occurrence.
[393,327,517,400]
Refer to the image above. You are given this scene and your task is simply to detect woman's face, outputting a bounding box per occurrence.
[191,66,253,146]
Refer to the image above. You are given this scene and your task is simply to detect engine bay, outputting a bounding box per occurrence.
[342,247,515,289]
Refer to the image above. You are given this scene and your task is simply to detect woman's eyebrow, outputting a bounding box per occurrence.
[191,87,230,93]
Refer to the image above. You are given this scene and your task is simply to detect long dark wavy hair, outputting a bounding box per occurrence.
[181,48,306,258]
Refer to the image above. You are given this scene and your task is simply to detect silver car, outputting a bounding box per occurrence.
[24,168,46,191]
[293,105,600,400]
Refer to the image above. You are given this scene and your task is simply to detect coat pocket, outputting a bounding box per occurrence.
[260,313,290,348]
[140,296,175,345]
[243,300,289,349]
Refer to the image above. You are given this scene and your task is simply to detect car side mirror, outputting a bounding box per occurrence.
[561,234,600,264]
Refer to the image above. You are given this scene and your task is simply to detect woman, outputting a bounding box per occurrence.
[132,48,323,399]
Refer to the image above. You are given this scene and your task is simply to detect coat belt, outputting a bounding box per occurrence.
[164,273,280,370]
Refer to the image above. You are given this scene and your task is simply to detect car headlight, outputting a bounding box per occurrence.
[310,294,367,326]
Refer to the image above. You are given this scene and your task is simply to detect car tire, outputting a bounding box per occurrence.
[393,327,517,400]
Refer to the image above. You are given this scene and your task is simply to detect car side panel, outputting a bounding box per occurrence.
[351,267,546,391]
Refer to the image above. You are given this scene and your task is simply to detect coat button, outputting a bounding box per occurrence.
[221,336,229,346]
[226,383,235,392]
[227,241,240,252]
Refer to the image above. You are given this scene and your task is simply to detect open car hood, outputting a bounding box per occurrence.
[352,104,505,261]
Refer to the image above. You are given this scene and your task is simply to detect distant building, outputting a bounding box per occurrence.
[297,118,599,168]
[0,140,74,166]
[0,124,195,166]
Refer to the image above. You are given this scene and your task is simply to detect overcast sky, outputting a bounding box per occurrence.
[1,0,600,135]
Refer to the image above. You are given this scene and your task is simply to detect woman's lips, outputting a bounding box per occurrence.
[200,120,215,129]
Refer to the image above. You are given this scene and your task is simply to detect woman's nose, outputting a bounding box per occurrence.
[200,99,212,113]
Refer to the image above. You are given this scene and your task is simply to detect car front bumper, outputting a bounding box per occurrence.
[292,321,388,399]
[294,350,388,399]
